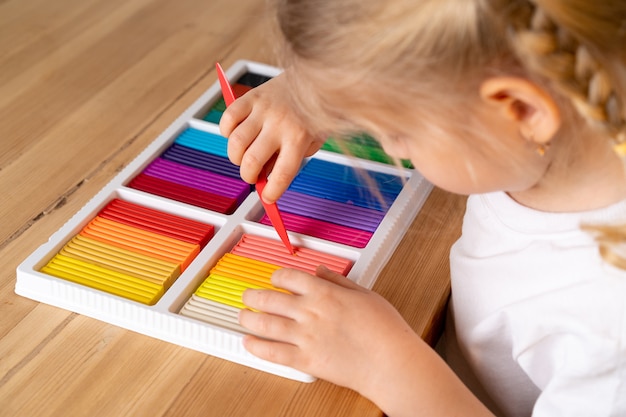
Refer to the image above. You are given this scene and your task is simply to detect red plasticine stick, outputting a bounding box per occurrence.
[216,62,295,255]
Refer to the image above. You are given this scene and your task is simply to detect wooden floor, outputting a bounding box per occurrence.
[0,0,467,416]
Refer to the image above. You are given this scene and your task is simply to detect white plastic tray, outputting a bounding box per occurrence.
[15,60,432,382]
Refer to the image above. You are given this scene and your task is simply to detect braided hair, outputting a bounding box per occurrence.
[502,0,626,152]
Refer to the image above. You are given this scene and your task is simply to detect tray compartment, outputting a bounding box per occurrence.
[39,198,216,306]
[127,126,251,214]
[257,157,407,248]
[179,233,353,332]
[199,70,273,124]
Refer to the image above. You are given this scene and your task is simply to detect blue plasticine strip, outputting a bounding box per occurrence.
[301,159,405,194]
[173,128,229,158]
[162,144,243,180]
[176,129,229,156]
[289,175,397,211]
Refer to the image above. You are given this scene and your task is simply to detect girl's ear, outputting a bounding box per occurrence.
[479,77,561,145]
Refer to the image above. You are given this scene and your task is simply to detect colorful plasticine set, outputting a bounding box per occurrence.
[15,61,432,382]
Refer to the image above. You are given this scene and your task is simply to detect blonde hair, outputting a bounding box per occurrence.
[273,0,625,144]
[272,0,626,265]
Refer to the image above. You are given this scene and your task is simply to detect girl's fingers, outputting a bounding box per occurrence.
[270,269,320,295]
[270,267,363,296]
[314,265,363,290]
[218,99,246,138]
[238,309,298,344]
[242,287,298,316]
[241,334,301,368]
[226,114,264,169]
[263,145,307,203]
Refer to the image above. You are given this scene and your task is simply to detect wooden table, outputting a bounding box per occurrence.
[0,0,467,415]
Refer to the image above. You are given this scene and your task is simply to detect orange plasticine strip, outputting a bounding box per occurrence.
[79,216,200,271]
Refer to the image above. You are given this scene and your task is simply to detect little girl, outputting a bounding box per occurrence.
[219,0,626,415]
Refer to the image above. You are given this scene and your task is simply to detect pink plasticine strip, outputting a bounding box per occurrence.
[259,212,372,248]
[216,62,295,255]
[232,234,352,275]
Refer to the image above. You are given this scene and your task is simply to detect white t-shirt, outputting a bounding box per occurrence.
[447,192,626,417]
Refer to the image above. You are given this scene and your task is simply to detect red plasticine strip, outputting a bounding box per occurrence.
[129,173,239,214]
[100,199,214,246]
[232,83,252,98]
[143,158,249,200]
[216,62,295,255]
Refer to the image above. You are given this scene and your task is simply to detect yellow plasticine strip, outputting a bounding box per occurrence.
[69,234,179,276]
[211,257,291,293]
[42,254,163,301]
[197,274,265,297]
[80,216,200,270]
[44,254,161,295]
[218,253,280,275]
[210,254,279,286]
[61,235,180,288]
[195,281,247,309]
[210,273,269,293]
[210,269,289,293]
[209,266,275,289]
[41,254,163,305]
[196,274,263,307]
[195,269,289,310]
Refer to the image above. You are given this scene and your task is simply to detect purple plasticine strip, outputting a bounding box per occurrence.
[143,158,249,201]
[289,175,396,211]
[162,144,243,179]
[260,212,372,248]
[143,161,241,198]
[277,190,383,232]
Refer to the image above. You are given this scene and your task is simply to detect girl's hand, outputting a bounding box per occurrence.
[239,266,495,417]
[238,265,419,395]
[219,73,325,203]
